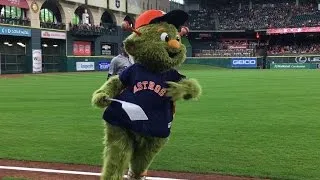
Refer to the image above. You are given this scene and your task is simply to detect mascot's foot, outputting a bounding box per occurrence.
[127,171,146,180]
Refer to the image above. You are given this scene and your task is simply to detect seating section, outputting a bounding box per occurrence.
[188,2,320,30]
[187,2,320,57]
[192,40,256,57]
[288,4,320,27]
[188,9,216,30]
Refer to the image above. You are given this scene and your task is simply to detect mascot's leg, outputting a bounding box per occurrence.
[101,122,133,180]
[128,135,168,179]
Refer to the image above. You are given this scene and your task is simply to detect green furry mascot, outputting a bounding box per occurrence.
[91,9,202,180]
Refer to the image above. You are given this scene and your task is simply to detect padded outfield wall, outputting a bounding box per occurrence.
[2,55,319,74]
[267,55,320,69]
[65,56,262,72]
[64,55,320,72]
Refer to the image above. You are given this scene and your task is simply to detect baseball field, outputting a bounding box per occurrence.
[0,64,319,180]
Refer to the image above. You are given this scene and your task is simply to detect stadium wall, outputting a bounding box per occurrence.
[0,0,172,74]
[65,56,263,72]
[2,0,320,74]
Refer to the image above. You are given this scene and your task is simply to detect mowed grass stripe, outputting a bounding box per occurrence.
[0,65,319,180]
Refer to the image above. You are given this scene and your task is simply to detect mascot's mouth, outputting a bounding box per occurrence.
[167,51,180,58]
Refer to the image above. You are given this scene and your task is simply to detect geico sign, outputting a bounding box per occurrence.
[233,60,256,65]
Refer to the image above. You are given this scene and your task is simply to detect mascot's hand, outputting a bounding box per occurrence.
[166,79,202,101]
[166,81,185,101]
[91,75,125,109]
[91,91,112,108]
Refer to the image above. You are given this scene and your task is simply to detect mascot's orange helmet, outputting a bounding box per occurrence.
[134,9,189,30]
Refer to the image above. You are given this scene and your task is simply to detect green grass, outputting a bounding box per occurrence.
[1,64,320,180]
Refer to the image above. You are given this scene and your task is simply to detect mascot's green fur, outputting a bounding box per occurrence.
[91,9,202,180]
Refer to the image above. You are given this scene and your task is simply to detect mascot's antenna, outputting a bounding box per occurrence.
[122,21,142,36]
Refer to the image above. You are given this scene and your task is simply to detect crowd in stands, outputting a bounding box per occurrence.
[187,1,320,30]
[268,44,320,55]
[288,4,320,27]
[188,9,216,30]
[217,2,292,30]
[193,41,320,57]
[193,39,256,57]
[191,35,320,57]
[187,1,320,57]
[194,48,255,57]
[217,5,253,30]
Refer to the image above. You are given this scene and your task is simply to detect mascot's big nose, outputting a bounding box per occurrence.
[168,40,180,49]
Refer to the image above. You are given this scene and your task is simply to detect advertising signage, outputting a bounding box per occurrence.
[73,41,91,56]
[41,30,66,39]
[231,57,257,68]
[267,27,320,34]
[0,26,31,37]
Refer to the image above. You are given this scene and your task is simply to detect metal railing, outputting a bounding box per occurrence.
[0,17,30,26]
[69,23,118,36]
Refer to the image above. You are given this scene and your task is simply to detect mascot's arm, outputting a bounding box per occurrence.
[91,75,125,108]
[166,78,202,101]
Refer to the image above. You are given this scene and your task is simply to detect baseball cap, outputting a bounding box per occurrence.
[134,9,189,30]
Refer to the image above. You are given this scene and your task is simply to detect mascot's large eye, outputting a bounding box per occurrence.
[160,32,169,42]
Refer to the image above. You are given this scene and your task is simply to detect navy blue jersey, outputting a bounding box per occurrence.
[103,63,185,138]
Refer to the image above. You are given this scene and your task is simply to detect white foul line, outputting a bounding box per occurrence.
[0,166,186,180]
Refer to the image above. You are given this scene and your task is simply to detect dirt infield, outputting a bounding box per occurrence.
[0,159,269,180]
